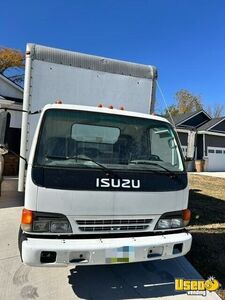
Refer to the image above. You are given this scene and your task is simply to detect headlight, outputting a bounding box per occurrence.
[33,220,71,233]
[33,217,72,233]
[155,209,191,230]
[50,221,70,233]
[21,209,72,233]
[33,220,50,232]
[157,219,172,229]
[171,218,183,228]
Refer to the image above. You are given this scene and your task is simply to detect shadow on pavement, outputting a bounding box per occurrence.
[68,257,200,299]
[0,190,24,209]
[187,231,225,288]
[0,177,24,209]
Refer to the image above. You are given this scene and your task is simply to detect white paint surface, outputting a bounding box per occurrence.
[0,178,221,300]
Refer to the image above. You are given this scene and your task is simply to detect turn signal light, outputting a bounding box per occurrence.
[21,208,33,231]
[183,209,191,226]
[21,208,33,224]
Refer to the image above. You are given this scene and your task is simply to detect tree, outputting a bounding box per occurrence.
[162,89,203,117]
[207,104,224,118]
[164,104,179,117]
[0,47,24,84]
[175,89,203,114]
[162,89,224,118]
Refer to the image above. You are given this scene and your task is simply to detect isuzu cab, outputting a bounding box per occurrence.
[17,44,191,266]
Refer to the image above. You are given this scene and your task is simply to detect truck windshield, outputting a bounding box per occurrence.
[34,109,184,172]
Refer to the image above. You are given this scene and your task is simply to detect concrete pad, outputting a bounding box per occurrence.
[1,177,19,191]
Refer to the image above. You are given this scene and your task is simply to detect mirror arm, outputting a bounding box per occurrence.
[0,145,28,169]
[2,108,41,115]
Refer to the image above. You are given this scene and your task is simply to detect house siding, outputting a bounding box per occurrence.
[210,120,225,133]
[205,135,225,152]
[196,135,203,159]
[0,76,23,99]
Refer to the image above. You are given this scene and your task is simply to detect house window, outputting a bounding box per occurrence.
[216,150,222,154]
[208,149,214,154]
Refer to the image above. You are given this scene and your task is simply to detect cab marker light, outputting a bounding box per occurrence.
[55,100,63,104]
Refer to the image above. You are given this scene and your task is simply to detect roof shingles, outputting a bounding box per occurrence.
[197,117,225,131]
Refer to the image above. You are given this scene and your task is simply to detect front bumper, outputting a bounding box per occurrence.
[22,232,192,267]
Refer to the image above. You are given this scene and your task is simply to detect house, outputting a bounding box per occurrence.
[0,74,23,175]
[1,73,225,173]
[197,117,225,171]
[171,110,225,171]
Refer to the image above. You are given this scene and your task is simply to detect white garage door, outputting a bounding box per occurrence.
[207,147,225,171]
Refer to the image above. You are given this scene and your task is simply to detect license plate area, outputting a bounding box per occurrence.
[105,246,135,264]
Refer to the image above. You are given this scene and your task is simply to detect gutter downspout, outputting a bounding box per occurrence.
[203,133,206,157]
[203,133,207,171]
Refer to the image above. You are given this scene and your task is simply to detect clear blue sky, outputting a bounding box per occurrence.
[1,0,225,113]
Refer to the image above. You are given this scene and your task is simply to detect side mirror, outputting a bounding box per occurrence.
[0,111,10,153]
[0,146,8,155]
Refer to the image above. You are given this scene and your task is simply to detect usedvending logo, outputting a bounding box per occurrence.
[175,277,220,296]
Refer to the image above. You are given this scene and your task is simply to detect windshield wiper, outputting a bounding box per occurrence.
[129,160,180,178]
[45,154,117,177]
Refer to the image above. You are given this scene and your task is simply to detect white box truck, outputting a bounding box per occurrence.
[16,44,191,266]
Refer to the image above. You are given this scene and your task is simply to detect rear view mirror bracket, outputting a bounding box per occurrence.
[0,145,28,169]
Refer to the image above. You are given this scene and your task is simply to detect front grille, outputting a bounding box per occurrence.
[76,219,152,232]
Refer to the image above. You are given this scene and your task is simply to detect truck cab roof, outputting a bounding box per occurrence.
[42,103,170,125]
